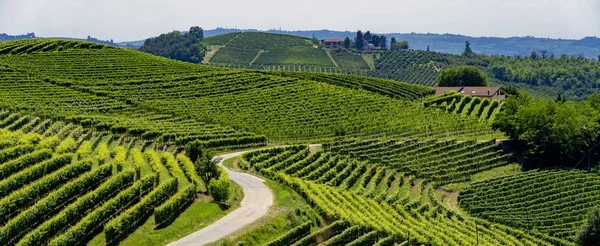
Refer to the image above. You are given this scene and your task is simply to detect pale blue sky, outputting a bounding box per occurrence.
[0,0,598,41]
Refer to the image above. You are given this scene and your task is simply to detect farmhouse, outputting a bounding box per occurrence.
[435,86,508,101]
[321,38,344,49]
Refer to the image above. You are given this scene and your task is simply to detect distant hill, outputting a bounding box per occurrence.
[0,32,36,42]
[119,28,600,59]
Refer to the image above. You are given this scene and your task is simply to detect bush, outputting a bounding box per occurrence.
[437,66,487,87]
[576,207,600,245]
[55,137,76,154]
[208,167,231,203]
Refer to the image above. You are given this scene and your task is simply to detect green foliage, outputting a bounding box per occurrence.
[55,137,76,154]
[576,207,600,246]
[176,153,205,192]
[254,46,333,67]
[208,167,231,203]
[265,221,312,246]
[355,31,364,50]
[390,41,409,50]
[0,159,92,225]
[492,92,600,167]
[38,136,60,150]
[139,26,206,63]
[0,153,73,197]
[462,41,474,56]
[344,37,350,49]
[48,174,158,246]
[0,144,36,164]
[153,185,196,227]
[104,178,177,244]
[200,32,241,46]
[0,161,108,245]
[18,168,136,246]
[0,148,52,179]
[330,49,370,69]
[437,66,487,86]
[460,170,600,240]
[371,48,600,100]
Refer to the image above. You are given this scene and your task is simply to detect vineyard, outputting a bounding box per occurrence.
[422,91,504,121]
[209,32,335,67]
[369,50,453,86]
[206,32,372,70]
[369,49,600,100]
[322,138,508,184]
[0,39,503,144]
[460,169,600,240]
[236,146,572,245]
[0,111,209,246]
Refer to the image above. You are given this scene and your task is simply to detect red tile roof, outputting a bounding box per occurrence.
[322,38,344,43]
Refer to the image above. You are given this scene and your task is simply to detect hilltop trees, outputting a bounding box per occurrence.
[437,66,487,86]
[353,30,387,50]
[355,31,364,50]
[139,26,206,63]
[391,41,409,50]
[492,92,600,168]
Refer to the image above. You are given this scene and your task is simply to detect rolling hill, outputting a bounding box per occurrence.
[203,32,371,70]
[0,37,597,246]
[118,28,600,60]
[198,32,600,101]
[0,39,496,145]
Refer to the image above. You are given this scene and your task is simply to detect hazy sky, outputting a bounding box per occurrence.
[1,0,599,41]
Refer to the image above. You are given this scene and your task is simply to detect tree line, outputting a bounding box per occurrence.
[139,26,206,64]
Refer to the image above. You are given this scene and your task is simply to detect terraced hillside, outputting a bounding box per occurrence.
[0,112,210,246]
[423,91,503,122]
[0,39,500,144]
[206,32,371,70]
[237,146,572,245]
[323,138,508,184]
[460,170,600,240]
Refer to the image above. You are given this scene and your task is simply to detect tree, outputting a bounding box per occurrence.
[575,207,600,245]
[436,66,487,86]
[355,30,364,50]
[588,93,600,111]
[492,93,600,168]
[462,41,474,56]
[598,54,600,62]
[390,37,397,46]
[372,35,380,48]
[379,36,387,49]
[139,26,206,63]
[184,140,218,182]
[343,37,350,49]
[530,50,539,60]
[427,45,430,52]
[364,31,372,44]
[208,168,231,203]
[390,41,409,50]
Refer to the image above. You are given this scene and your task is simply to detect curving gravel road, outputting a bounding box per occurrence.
[167,151,273,246]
